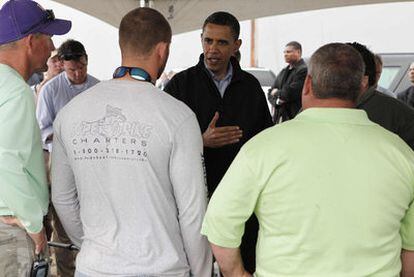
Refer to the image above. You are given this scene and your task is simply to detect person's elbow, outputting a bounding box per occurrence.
[401,249,414,277]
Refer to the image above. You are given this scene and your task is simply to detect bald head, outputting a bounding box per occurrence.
[119,7,171,57]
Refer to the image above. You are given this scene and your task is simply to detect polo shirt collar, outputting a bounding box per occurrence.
[0,63,24,81]
[296,108,373,125]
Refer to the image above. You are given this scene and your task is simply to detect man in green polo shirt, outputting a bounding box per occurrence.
[0,0,71,275]
[202,43,414,276]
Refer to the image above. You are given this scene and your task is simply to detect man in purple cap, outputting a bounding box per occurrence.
[0,0,71,275]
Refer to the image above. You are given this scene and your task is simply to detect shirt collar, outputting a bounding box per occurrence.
[0,63,24,82]
[288,58,304,70]
[295,107,373,125]
[63,71,89,88]
[205,61,233,82]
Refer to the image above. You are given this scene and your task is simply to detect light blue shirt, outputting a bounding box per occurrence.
[36,71,99,150]
[205,62,233,97]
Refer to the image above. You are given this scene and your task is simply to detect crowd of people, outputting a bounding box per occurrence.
[1,0,414,276]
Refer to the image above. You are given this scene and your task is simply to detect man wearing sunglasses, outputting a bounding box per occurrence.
[0,0,71,275]
[36,38,99,276]
[37,39,99,152]
[51,7,211,277]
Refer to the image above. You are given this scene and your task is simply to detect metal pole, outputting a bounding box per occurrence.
[250,19,257,67]
[140,0,154,7]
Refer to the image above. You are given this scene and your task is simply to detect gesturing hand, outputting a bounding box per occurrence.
[202,112,243,148]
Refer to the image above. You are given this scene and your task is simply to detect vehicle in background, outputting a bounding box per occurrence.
[379,53,414,95]
[244,67,276,113]
[244,54,414,106]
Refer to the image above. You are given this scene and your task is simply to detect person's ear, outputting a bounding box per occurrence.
[158,42,170,60]
[301,75,313,110]
[25,34,36,55]
[361,75,369,91]
[234,39,242,50]
[155,41,170,67]
[302,75,312,96]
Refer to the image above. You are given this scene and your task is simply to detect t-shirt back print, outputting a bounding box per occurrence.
[70,105,153,162]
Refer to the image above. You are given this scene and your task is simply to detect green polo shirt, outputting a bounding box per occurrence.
[202,108,414,276]
[0,64,48,234]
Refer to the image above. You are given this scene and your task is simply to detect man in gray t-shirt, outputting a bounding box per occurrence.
[51,7,212,277]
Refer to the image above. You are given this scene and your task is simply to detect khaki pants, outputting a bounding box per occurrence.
[0,221,50,277]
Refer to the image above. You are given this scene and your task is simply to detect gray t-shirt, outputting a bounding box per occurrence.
[51,79,212,277]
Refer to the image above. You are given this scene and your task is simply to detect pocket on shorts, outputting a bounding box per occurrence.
[0,229,18,276]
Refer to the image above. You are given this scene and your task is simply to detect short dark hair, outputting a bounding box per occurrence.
[347,42,376,87]
[119,7,171,56]
[286,41,302,52]
[202,11,240,40]
[58,39,87,62]
[309,43,364,102]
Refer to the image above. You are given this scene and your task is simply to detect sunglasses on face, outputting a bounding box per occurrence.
[59,53,86,61]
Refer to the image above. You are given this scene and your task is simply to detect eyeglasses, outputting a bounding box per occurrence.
[113,66,151,82]
[22,9,55,34]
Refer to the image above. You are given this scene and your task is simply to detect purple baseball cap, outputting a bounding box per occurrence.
[0,0,72,45]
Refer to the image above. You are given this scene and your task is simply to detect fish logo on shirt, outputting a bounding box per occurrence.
[75,105,152,139]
